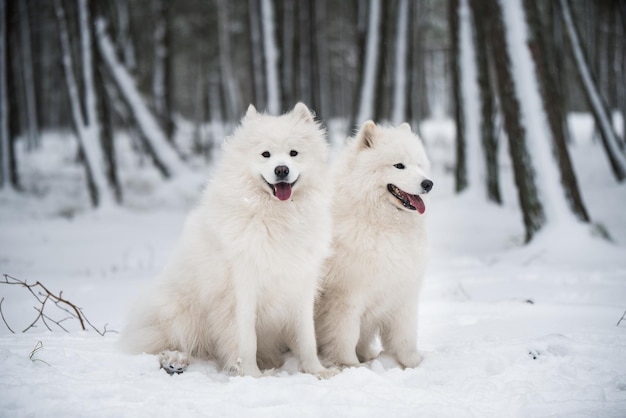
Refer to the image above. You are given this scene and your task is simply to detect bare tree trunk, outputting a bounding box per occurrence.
[373,0,392,122]
[524,0,589,222]
[559,0,626,181]
[96,19,188,179]
[114,0,136,73]
[469,0,501,203]
[391,0,409,125]
[280,0,296,109]
[297,0,312,107]
[18,0,38,151]
[314,0,331,120]
[216,0,242,123]
[0,0,10,190]
[355,0,382,124]
[152,0,174,141]
[260,0,280,114]
[449,0,467,193]
[92,2,122,203]
[55,0,102,207]
[248,0,266,109]
[408,0,428,130]
[485,0,544,242]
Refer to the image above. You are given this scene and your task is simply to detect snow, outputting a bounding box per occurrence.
[1,115,626,417]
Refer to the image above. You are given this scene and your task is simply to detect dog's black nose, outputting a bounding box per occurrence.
[275,165,289,180]
[421,179,433,193]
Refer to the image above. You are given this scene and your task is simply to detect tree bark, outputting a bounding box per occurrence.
[248,0,266,109]
[391,0,409,125]
[469,0,501,203]
[449,0,467,193]
[354,0,382,125]
[0,0,10,190]
[558,0,626,181]
[215,0,242,123]
[523,0,589,222]
[260,0,280,114]
[55,0,100,207]
[152,0,174,141]
[314,0,331,120]
[17,0,39,151]
[485,0,545,242]
[95,19,188,179]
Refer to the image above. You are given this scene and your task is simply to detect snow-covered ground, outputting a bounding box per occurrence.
[1,116,625,417]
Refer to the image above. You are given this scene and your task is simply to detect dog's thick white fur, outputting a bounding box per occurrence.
[315,121,433,369]
[120,103,333,378]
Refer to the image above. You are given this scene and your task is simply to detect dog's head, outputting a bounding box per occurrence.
[224,102,327,202]
[350,121,433,214]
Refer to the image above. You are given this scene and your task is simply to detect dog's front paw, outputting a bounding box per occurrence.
[397,351,423,369]
[226,357,263,377]
[159,350,190,375]
[314,366,340,379]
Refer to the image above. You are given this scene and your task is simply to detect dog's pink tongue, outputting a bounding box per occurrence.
[274,183,292,201]
[409,195,426,214]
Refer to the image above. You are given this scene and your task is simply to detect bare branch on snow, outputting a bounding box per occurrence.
[0,274,115,336]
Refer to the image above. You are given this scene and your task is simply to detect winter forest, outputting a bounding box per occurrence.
[1,0,626,416]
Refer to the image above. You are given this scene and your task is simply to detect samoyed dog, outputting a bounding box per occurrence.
[315,121,433,369]
[121,103,334,378]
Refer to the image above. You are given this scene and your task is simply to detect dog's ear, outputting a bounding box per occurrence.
[293,102,315,124]
[245,104,258,119]
[399,122,412,133]
[356,120,377,149]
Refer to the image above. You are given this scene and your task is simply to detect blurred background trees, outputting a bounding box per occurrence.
[0,0,624,240]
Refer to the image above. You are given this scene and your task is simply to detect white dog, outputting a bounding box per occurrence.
[315,121,433,369]
[121,103,334,378]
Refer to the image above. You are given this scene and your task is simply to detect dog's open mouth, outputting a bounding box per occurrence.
[267,180,297,201]
[387,184,426,214]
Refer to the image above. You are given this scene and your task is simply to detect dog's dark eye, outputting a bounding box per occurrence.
[261,151,271,158]
[290,150,298,157]
[394,163,405,169]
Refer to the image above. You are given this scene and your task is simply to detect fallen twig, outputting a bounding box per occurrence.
[617,309,626,327]
[29,341,51,367]
[0,274,115,335]
[0,297,15,333]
